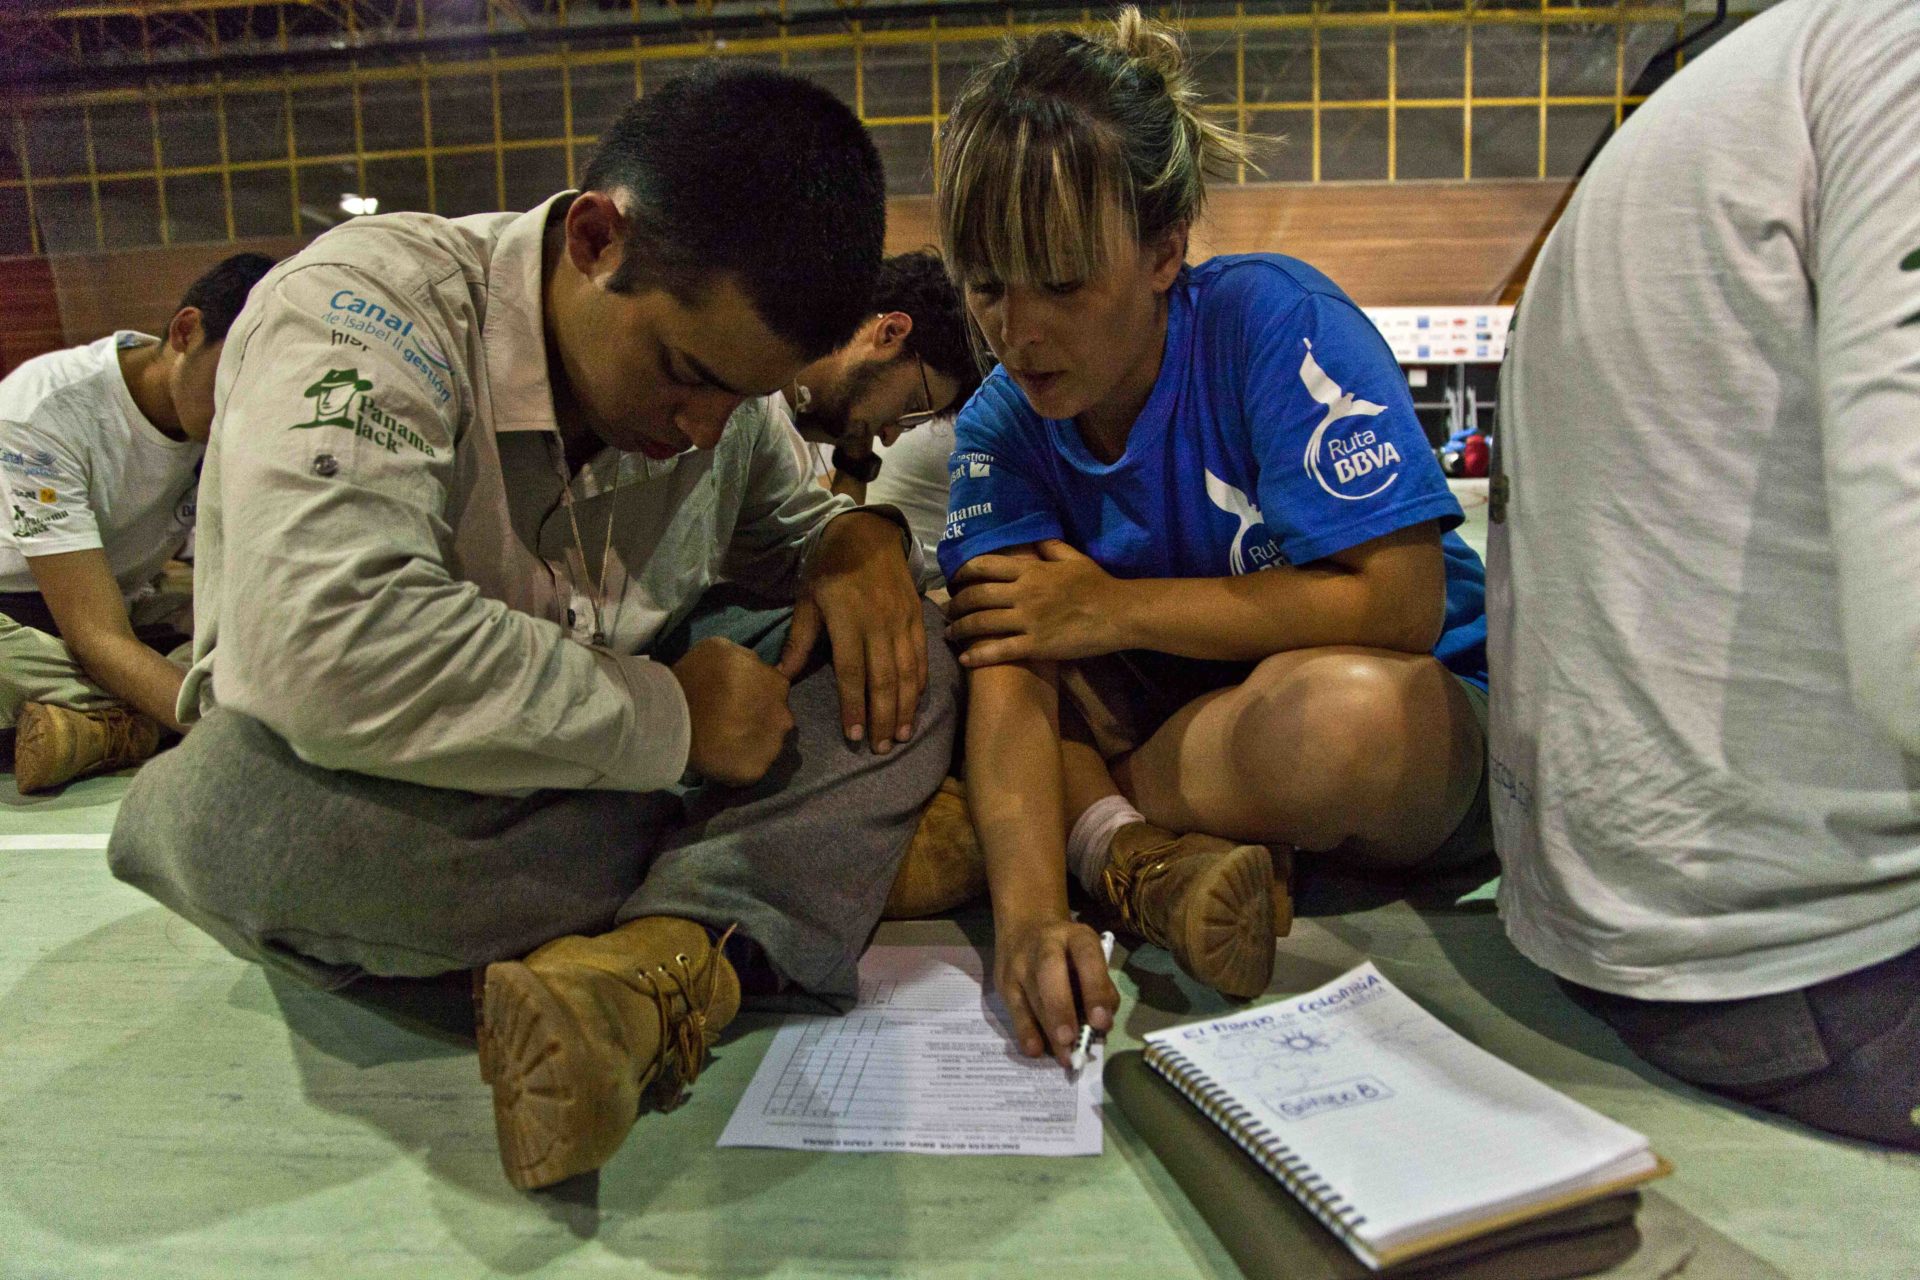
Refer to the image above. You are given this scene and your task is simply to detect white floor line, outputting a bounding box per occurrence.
[0,834,111,850]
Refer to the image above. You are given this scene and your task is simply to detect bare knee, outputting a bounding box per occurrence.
[1227,652,1429,853]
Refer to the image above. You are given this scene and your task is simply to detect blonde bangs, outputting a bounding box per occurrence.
[937,101,1137,289]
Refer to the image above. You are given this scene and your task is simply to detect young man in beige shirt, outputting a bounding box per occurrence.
[109,68,961,1190]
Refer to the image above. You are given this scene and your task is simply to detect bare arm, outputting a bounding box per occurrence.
[969,658,1069,931]
[949,522,1448,667]
[966,547,1120,1064]
[28,548,187,733]
[1117,523,1446,659]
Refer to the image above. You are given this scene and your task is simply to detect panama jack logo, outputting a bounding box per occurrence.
[1203,470,1284,575]
[1298,339,1400,502]
[10,502,66,539]
[291,368,439,458]
[299,367,372,429]
[944,499,993,542]
[321,288,454,407]
[1902,247,1920,328]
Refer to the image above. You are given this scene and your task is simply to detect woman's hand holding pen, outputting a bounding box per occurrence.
[994,913,1120,1066]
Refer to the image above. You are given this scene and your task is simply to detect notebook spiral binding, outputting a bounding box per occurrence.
[1143,1041,1370,1245]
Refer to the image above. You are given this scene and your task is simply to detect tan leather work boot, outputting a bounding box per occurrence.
[882,777,986,919]
[1099,823,1281,999]
[14,702,162,795]
[477,916,742,1191]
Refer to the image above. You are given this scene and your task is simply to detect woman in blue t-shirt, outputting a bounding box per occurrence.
[934,8,1492,1063]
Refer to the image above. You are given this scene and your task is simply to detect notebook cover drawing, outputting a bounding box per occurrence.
[1138,963,1667,1269]
[1107,1048,1644,1280]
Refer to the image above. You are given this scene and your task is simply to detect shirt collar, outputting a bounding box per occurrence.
[482,190,576,436]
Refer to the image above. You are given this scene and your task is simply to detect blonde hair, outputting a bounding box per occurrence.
[935,6,1262,290]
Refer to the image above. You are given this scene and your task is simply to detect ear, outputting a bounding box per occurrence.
[167,306,204,355]
[871,311,913,356]
[1147,222,1189,292]
[563,190,630,284]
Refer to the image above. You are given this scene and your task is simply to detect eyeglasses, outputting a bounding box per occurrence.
[893,352,941,430]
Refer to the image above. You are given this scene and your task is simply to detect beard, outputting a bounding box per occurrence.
[791,357,890,444]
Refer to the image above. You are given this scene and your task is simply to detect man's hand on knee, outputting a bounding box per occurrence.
[781,511,926,755]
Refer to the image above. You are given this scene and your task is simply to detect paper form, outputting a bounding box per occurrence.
[717,945,1104,1156]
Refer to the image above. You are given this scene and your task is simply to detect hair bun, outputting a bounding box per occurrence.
[1106,5,1190,84]
[1100,5,1263,184]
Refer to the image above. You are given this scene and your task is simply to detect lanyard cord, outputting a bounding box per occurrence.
[554,450,624,647]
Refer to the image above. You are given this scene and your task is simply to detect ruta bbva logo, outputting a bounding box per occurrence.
[1203,470,1284,575]
[1298,339,1400,501]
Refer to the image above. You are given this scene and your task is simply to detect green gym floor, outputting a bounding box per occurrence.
[4,480,1916,1279]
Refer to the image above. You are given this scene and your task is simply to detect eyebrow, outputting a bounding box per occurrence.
[675,348,750,398]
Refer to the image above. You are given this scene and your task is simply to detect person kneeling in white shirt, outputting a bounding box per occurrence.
[0,252,275,793]
[1489,0,1920,1149]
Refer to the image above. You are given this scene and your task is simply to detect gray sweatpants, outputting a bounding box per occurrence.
[1561,941,1920,1151]
[107,594,958,1007]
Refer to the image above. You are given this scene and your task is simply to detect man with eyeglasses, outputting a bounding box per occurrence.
[778,250,979,505]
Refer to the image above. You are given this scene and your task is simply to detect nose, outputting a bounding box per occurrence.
[676,388,745,449]
[995,289,1045,355]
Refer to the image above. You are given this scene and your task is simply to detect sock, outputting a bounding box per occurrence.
[1067,794,1146,895]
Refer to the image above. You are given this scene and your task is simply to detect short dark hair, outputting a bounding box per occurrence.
[178,252,277,343]
[878,249,982,410]
[582,66,886,362]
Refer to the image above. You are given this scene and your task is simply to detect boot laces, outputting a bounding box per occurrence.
[635,922,736,1106]
[99,708,146,764]
[1099,836,1183,952]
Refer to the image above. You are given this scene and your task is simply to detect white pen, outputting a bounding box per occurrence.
[1068,930,1117,1075]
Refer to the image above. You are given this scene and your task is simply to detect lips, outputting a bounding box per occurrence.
[638,434,687,460]
[1011,369,1063,398]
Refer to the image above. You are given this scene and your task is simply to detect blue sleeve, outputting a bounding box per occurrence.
[936,375,1065,581]
[1243,290,1463,566]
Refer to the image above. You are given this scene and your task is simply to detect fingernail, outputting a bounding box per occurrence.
[875,739,892,754]
[848,725,864,741]
[1054,1024,1075,1046]
[898,722,914,741]
[1093,1008,1114,1031]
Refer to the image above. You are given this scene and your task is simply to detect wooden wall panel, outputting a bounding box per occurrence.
[5,180,1568,377]
[0,258,65,379]
[45,236,308,354]
[889,179,1571,306]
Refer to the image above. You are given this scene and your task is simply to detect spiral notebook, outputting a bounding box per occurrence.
[1140,963,1668,1271]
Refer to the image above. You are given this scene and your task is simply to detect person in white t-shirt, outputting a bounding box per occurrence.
[866,415,957,591]
[1489,0,1920,1148]
[0,252,276,792]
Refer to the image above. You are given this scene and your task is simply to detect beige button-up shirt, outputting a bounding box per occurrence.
[185,193,911,793]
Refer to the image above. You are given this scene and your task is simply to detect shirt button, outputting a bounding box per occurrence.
[312,454,339,477]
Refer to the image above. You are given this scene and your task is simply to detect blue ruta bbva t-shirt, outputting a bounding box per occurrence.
[937,254,1488,689]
